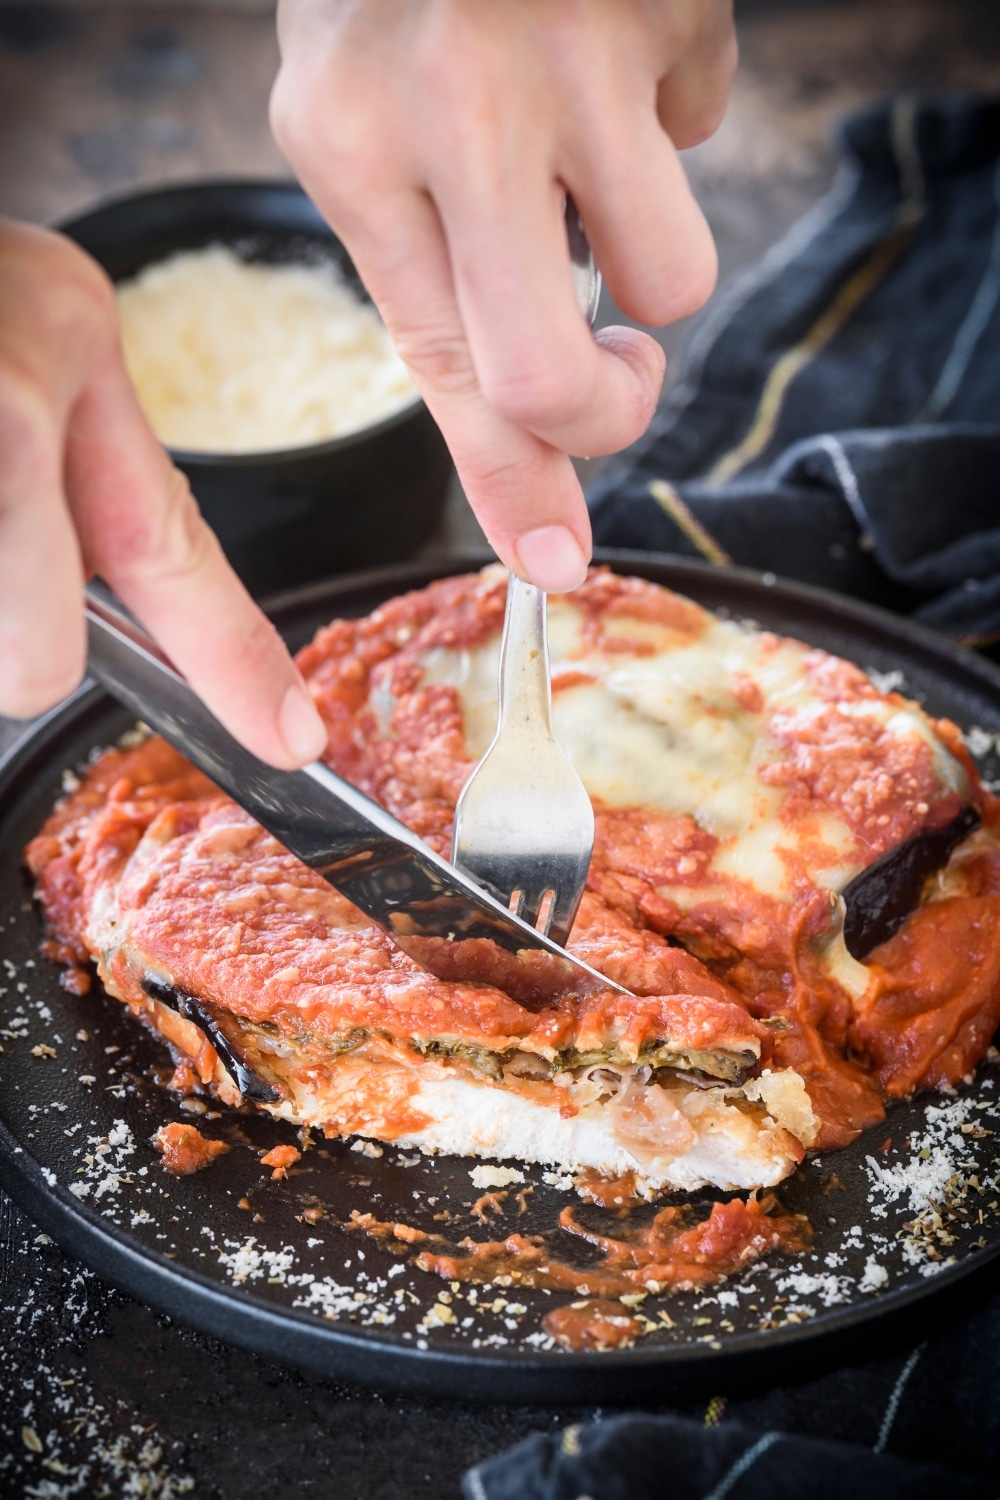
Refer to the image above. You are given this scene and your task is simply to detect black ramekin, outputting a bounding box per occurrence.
[59,180,453,597]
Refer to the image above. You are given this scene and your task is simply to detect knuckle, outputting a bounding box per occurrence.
[644,241,718,325]
[67,251,116,331]
[40,234,116,339]
[2,224,116,357]
[393,326,478,397]
[685,1,738,67]
[461,449,538,507]
[672,100,728,150]
[0,656,83,719]
[671,250,718,320]
[480,360,588,434]
[101,467,216,584]
[269,67,321,163]
[658,33,737,150]
[231,612,287,678]
[270,71,382,208]
[720,31,740,86]
[268,68,296,152]
[0,368,53,458]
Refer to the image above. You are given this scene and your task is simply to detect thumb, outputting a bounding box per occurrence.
[65,344,328,770]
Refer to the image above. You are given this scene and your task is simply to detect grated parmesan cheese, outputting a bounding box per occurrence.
[469,1164,525,1190]
[117,245,416,453]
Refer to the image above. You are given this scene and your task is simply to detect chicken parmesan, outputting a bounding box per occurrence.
[27,568,1000,1197]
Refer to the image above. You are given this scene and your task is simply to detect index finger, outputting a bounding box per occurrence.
[66,347,329,770]
[342,188,593,591]
[431,169,665,458]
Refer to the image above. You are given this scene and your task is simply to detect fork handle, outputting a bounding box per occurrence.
[497,578,554,739]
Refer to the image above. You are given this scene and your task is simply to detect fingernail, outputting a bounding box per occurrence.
[513,526,589,593]
[278,683,328,766]
[596,326,666,384]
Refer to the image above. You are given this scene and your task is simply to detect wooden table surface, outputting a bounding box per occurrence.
[1,3,999,1495]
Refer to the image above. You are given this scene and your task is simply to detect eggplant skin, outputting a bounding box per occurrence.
[842,803,981,959]
[140,977,281,1104]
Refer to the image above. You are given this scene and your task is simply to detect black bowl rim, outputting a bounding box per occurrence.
[56,176,427,467]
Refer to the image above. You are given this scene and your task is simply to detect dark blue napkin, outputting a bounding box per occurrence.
[463,1414,995,1500]
[463,1255,1000,1498]
[589,95,1000,645]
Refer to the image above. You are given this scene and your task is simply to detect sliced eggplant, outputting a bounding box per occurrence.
[842,803,981,959]
[554,1042,757,1084]
[141,976,281,1104]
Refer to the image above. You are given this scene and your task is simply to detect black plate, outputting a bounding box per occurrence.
[3,552,1000,1405]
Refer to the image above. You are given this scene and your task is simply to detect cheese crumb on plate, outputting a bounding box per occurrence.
[469,1165,525,1190]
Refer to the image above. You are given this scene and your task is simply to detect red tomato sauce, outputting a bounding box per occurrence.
[350,1194,810,1302]
[152,1121,229,1175]
[543,1300,647,1352]
[25,570,1000,1159]
[293,570,1000,1149]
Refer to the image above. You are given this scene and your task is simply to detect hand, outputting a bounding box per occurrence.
[272,0,735,591]
[0,220,328,768]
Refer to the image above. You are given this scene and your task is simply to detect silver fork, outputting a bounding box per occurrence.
[451,199,599,947]
[451,576,595,945]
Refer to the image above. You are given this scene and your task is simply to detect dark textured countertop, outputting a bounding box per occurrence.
[2,3,1000,1495]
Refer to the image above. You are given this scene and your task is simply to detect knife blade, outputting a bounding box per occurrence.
[84,593,626,1010]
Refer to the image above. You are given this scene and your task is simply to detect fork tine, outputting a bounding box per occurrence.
[451,575,595,945]
[507,883,586,949]
[516,888,549,937]
[494,887,579,948]
[545,884,586,950]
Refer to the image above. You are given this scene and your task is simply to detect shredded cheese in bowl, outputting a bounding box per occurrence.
[117,245,417,454]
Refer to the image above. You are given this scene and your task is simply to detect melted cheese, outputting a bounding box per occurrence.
[420,601,969,907]
[268,1062,811,1194]
[117,245,416,453]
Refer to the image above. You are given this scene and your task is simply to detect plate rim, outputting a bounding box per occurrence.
[2,549,999,1403]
